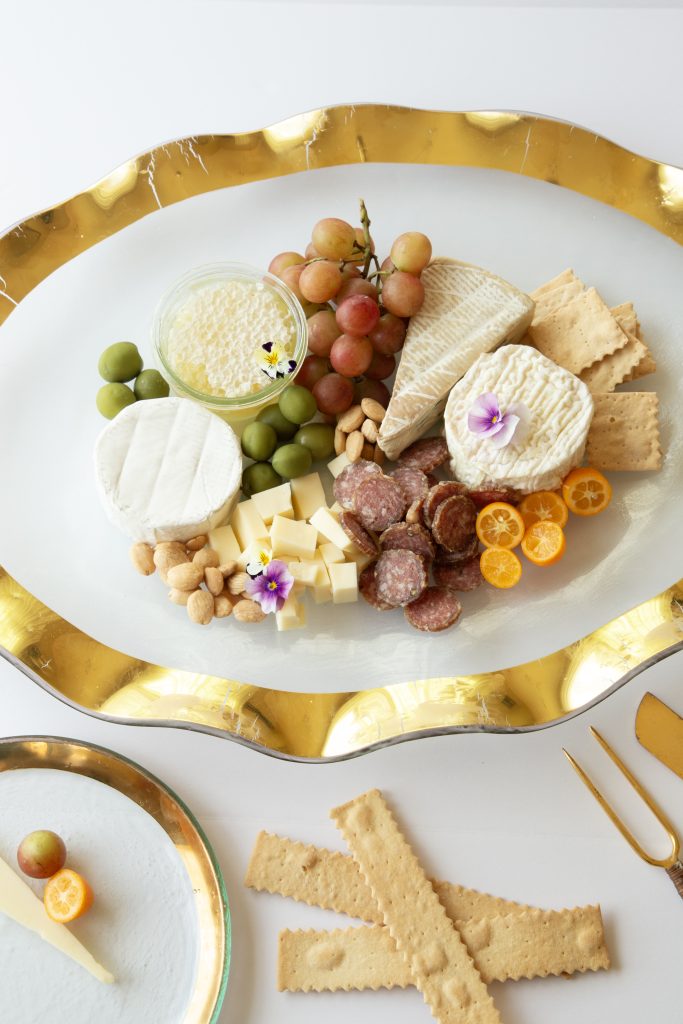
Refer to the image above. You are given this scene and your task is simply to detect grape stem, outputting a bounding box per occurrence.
[358,198,374,280]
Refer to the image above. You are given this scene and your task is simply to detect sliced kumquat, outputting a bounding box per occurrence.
[44,868,94,923]
[480,546,523,589]
[518,490,569,529]
[562,467,612,517]
[475,502,525,549]
[521,521,567,567]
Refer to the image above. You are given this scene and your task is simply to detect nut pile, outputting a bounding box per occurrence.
[334,397,386,465]
[129,537,266,625]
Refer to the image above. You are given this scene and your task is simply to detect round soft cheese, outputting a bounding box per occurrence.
[94,396,242,543]
[444,345,594,493]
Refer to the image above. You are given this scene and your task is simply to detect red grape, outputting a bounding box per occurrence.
[305,241,320,259]
[300,261,342,303]
[381,271,425,317]
[297,354,329,390]
[330,334,373,376]
[354,378,390,408]
[268,252,305,279]
[390,232,432,275]
[280,264,306,303]
[311,218,356,260]
[307,309,342,356]
[313,373,355,415]
[369,313,406,355]
[380,256,395,274]
[336,277,379,305]
[364,350,395,380]
[338,263,361,284]
[336,295,380,337]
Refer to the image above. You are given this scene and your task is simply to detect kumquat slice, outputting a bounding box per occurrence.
[562,467,612,516]
[480,546,523,589]
[44,868,94,923]
[521,521,567,567]
[518,490,569,529]
[475,502,525,549]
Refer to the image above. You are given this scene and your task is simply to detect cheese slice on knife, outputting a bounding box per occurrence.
[377,258,534,460]
[0,854,114,983]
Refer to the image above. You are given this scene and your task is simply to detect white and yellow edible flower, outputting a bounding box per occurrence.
[258,341,297,380]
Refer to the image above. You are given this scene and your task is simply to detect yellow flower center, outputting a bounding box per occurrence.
[267,580,278,591]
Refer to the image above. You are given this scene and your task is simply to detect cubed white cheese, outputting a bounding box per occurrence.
[231,500,268,549]
[327,451,351,478]
[276,594,307,632]
[236,540,272,572]
[309,506,352,551]
[270,515,318,560]
[250,483,293,525]
[318,542,345,566]
[313,561,332,604]
[290,472,327,521]
[328,562,359,604]
[208,524,241,565]
[329,502,343,518]
[346,543,374,572]
[288,561,321,587]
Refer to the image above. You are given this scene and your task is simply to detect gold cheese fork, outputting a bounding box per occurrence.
[563,726,683,900]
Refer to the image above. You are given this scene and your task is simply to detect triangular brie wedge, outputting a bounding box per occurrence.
[378,258,535,460]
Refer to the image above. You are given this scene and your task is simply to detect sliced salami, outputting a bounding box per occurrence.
[333,459,382,510]
[431,494,477,552]
[358,562,393,611]
[388,466,429,506]
[404,587,463,633]
[353,475,407,532]
[468,485,521,510]
[397,436,449,473]
[426,473,440,489]
[433,556,483,592]
[435,533,479,565]
[339,510,379,557]
[379,522,436,561]
[422,480,469,528]
[375,549,428,607]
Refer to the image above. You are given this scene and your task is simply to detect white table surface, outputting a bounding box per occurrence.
[1,3,682,1023]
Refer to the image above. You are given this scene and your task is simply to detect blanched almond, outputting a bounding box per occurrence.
[337,404,364,433]
[193,547,220,570]
[205,566,225,596]
[361,418,379,443]
[169,587,192,605]
[187,589,214,625]
[334,427,346,455]
[186,534,208,551]
[130,543,155,576]
[219,561,237,578]
[346,430,364,462]
[153,542,189,573]
[213,594,233,618]
[232,599,266,623]
[227,571,250,596]
[167,562,204,591]
[360,397,385,423]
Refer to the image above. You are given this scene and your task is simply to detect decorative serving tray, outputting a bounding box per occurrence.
[1,105,682,761]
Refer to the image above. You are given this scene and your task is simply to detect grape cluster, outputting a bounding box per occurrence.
[268,203,432,418]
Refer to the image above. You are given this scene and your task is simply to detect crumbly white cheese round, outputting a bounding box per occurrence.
[94,396,242,543]
[166,279,297,397]
[444,345,594,493]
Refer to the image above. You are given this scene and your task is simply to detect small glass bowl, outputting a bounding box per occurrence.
[152,261,308,423]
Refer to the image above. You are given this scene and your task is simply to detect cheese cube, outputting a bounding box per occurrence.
[208,525,240,565]
[328,562,359,603]
[327,451,351,478]
[319,542,345,567]
[309,506,352,551]
[276,594,307,632]
[270,515,318,560]
[346,543,374,572]
[250,483,293,525]
[236,540,272,572]
[290,472,326,521]
[231,500,268,549]
[288,561,321,587]
[313,561,331,604]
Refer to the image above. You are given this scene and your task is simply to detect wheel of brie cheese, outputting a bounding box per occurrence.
[94,396,242,543]
[444,345,594,493]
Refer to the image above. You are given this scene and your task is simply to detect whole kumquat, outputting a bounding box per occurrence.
[562,467,612,516]
[518,490,569,529]
[480,546,523,589]
[521,521,567,567]
[475,502,525,549]
[44,869,94,923]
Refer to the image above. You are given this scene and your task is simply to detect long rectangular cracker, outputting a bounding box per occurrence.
[586,391,662,470]
[278,906,609,992]
[624,321,657,381]
[532,279,585,325]
[579,304,648,392]
[529,286,629,375]
[332,789,500,1024]
[530,268,579,299]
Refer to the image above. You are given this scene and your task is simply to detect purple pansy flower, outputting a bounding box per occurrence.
[467,392,530,449]
[245,559,294,614]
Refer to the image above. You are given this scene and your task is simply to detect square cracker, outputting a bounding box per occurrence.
[579,305,647,392]
[332,789,500,1024]
[586,392,662,471]
[532,279,585,325]
[530,268,579,299]
[529,286,629,375]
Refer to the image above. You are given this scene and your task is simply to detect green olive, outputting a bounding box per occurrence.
[271,443,313,479]
[134,369,170,400]
[98,342,143,383]
[96,383,136,419]
[294,423,335,461]
[278,384,318,426]
[256,404,298,440]
[242,421,277,462]
[242,462,282,496]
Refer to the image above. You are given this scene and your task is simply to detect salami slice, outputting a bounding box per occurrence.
[353,475,407,532]
[388,466,429,506]
[358,562,393,610]
[333,459,382,510]
[426,473,440,489]
[422,480,469,528]
[435,533,479,565]
[375,549,428,607]
[433,556,483,592]
[404,587,463,633]
[397,436,449,473]
[431,494,477,552]
[379,522,436,561]
[468,485,521,510]
[339,510,379,557]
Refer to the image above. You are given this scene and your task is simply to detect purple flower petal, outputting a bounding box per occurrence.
[246,560,293,613]
[467,392,505,436]
[488,413,520,449]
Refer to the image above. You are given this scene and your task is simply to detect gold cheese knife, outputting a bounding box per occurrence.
[635,693,683,780]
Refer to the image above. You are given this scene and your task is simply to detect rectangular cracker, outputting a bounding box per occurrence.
[586,392,662,470]
[579,305,648,392]
[530,268,579,299]
[624,322,657,381]
[532,279,585,325]
[332,789,500,1024]
[278,906,609,992]
[529,286,629,375]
